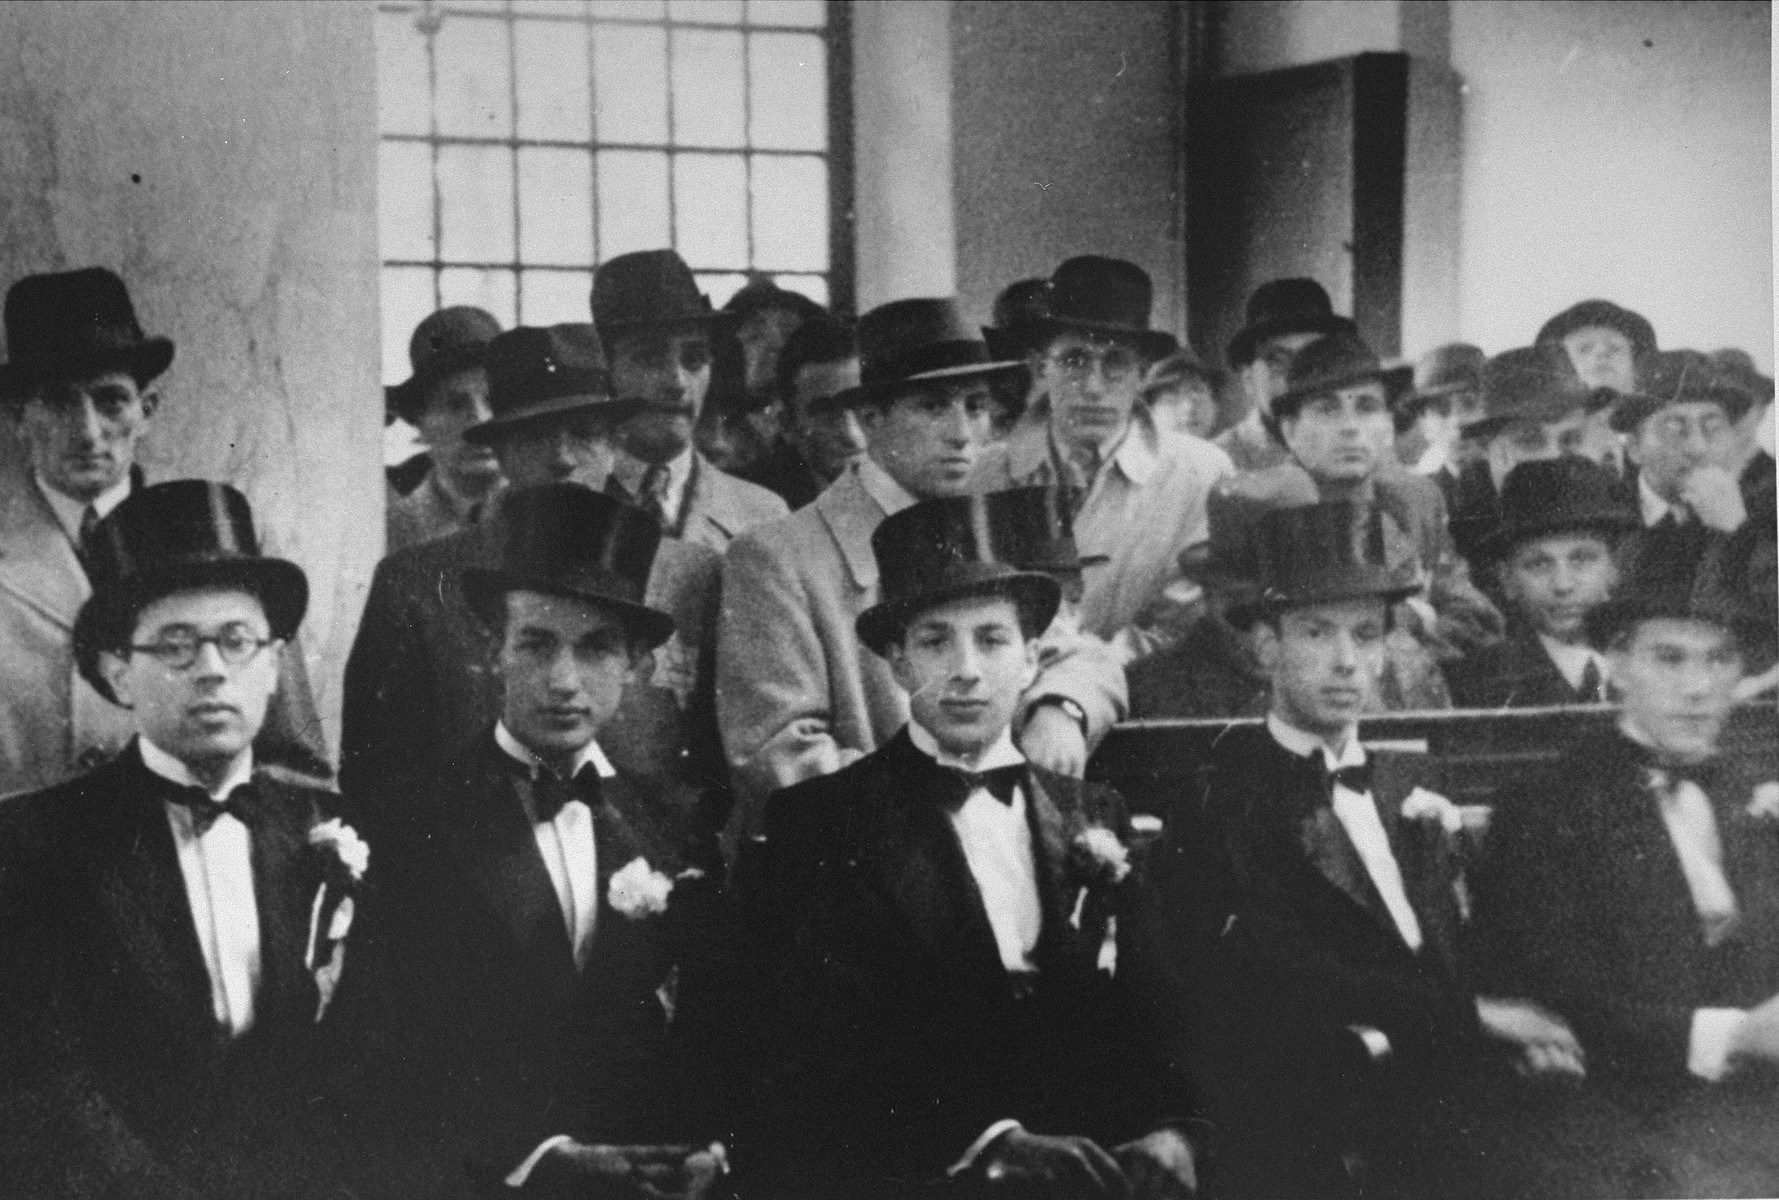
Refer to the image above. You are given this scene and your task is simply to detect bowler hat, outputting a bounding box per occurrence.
[1268,328,1414,426]
[1536,299,1658,359]
[856,493,1062,656]
[1475,457,1640,561]
[1,267,174,396]
[982,278,1050,361]
[1584,522,1765,650]
[1467,345,1603,441]
[386,307,500,424]
[837,298,1021,408]
[1225,278,1356,368]
[1608,349,1755,435]
[1025,257,1178,360]
[73,481,308,705]
[590,249,715,339]
[984,486,1109,573]
[462,484,676,648]
[1229,501,1419,628]
[464,324,622,445]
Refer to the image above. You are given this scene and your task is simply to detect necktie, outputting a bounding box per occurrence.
[75,504,99,576]
[639,462,670,531]
[165,780,257,835]
[1577,658,1605,703]
[532,764,603,823]
[942,763,1026,806]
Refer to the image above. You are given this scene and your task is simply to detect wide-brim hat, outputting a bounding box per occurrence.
[981,278,1051,361]
[1226,501,1419,628]
[1226,277,1355,368]
[1584,522,1766,650]
[1465,344,1605,441]
[1536,298,1658,359]
[591,248,716,339]
[856,493,1062,656]
[464,324,633,445]
[1268,328,1415,423]
[1475,457,1641,561]
[1710,348,1775,407]
[72,481,308,705]
[1402,343,1485,423]
[385,306,500,423]
[836,298,1022,409]
[1023,256,1178,360]
[0,267,174,397]
[462,483,675,648]
[1608,349,1756,435]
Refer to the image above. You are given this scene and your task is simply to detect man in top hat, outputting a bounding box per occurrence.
[379,483,727,1198]
[717,298,1127,822]
[0,481,383,1199]
[974,256,1235,667]
[592,249,789,551]
[1477,523,1779,1196]
[736,311,866,511]
[384,305,505,553]
[343,325,726,843]
[1216,278,1358,474]
[1145,501,1584,1199]
[1397,343,1486,510]
[1614,349,1758,534]
[0,266,328,798]
[749,493,1201,1198]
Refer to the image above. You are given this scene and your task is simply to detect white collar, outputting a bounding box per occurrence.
[614,444,693,493]
[1536,632,1604,690]
[1639,473,1682,525]
[907,720,1026,773]
[1266,712,1365,772]
[1049,409,1161,489]
[139,738,255,802]
[495,721,616,780]
[857,453,921,517]
[36,470,133,544]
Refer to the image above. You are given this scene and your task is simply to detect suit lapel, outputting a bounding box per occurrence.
[1025,770,1100,975]
[456,745,576,972]
[815,467,885,596]
[0,468,89,630]
[241,778,323,1032]
[1371,754,1465,971]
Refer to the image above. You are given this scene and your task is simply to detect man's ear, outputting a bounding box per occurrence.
[884,640,916,694]
[139,389,160,420]
[99,650,135,709]
[1252,621,1281,674]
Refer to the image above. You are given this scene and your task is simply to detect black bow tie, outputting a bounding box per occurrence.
[1303,752,1372,798]
[1644,761,1721,799]
[922,754,1026,808]
[164,780,257,834]
[531,765,603,824]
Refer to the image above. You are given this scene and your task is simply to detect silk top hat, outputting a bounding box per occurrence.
[462,483,676,648]
[590,248,715,339]
[464,324,619,445]
[1468,344,1603,441]
[1608,349,1755,435]
[981,277,1050,361]
[1,267,174,396]
[1225,277,1357,368]
[1536,298,1658,359]
[386,306,500,424]
[1476,457,1640,561]
[837,298,1021,408]
[984,485,1110,573]
[1229,501,1420,628]
[856,493,1062,656]
[1268,328,1414,424]
[1584,522,1764,650]
[73,481,308,705]
[1025,256,1178,360]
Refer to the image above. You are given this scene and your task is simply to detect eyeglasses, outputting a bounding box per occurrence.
[1048,345,1143,383]
[128,624,276,670]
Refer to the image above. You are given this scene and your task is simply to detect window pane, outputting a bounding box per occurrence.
[674,153,748,269]
[590,0,664,17]
[380,266,438,385]
[379,141,436,261]
[438,144,516,262]
[433,14,513,138]
[376,11,433,136]
[440,267,518,327]
[596,149,671,258]
[747,0,824,27]
[594,24,668,144]
[695,272,750,309]
[748,32,825,150]
[515,21,592,141]
[520,270,594,325]
[774,273,828,307]
[513,0,588,15]
[670,0,743,23]
[750,154,826,271]
[670,29,745,148]
[518,147,594,266]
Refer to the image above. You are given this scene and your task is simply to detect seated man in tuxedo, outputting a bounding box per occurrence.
[0,482,377,1199]
[1445,457,1638,708]
[753,493,1201,1199]
[382,483,727,1198]
[1146,502,1582,1200]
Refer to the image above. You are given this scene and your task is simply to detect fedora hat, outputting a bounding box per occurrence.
[1268,328,1414,426]
[462,483,676,648]
[981,277,1050,361]
[1609,349,1755,435]
[837,298,1021,408]
[1536,298,1658,359]
[1228,501,1420,629]
[1710,348,1775,406]
[590,249,715,339]
[1476,457,1640,562]
[73,481,308,704]
[1467,345,1605,441]
[856,492,1061,656]
[1024,256,1178,360]
[464,324,624,446]
[0,267,174,397]
[1225,277,1356,368]
[1584,522,1765,650]
[386,306,500,424]
[724,275,824,326]
[1412,343,1484,403]
[984,485,1109,573]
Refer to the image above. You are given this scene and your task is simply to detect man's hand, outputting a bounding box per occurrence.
[1476,996,1586,1080]
[1019,705,1088,777]
[1113,1129,1198,1198]
[1730,992,1779,1066]
[531,1142,723,1199]
[977,1129,1131,1197]
[1680,465,1749,532]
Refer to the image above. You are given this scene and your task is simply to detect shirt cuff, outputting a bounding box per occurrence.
[947,1119,1023,1177]
[1688,1008,1748,1082]
[505,1135,574,1188]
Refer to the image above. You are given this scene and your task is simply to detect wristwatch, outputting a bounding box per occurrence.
[1031,694,1088,736]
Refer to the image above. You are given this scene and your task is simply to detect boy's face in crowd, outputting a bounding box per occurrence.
[788,358,867,483]
[1038,330,1145,450]
[886,592,1039,761]
[1561,325,1636,394]
[1611,618,1742,765]
[1240,331,1321,415]
[1628,400,1739,504]
[1256,598,1389,741]
[497,590,644,764]
[860,379,994,499]
[15,370,157,503]
[415,365,500,492]
[1149,378,1218,439]
[1279,381,1394,483]
[1499,532,1619,644]
[103,587,282,770]
[610,324,712,464]
[491,408,615,489]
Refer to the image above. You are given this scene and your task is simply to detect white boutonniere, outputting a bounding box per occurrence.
[304,819,367,1023]
[1401,787,1464,834]
[1748,782,1779,821]
[309,818,369,882]
[609,856,675,919]
[1072,826,1132,887]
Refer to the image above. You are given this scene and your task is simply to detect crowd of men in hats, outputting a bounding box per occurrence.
[0,250,1774,1200]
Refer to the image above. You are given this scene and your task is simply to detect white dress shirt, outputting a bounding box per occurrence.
[1536,633,1609,695]
[1267,714,1424,952]
[141,738,261,1039]
[36,469,132,544]
[613,446,694,528]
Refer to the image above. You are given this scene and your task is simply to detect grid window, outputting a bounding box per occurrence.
[375,0,846,384]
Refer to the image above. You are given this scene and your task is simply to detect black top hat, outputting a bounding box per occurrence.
[838,298,1021,408]
[1268,328,1414,425]
[1536,299,1658,359]
[1023,257,1178,360]
[1225,278,1357,368]
[72,481,309,704]
[386,306,501,423]
[981,278,1050,361]
[462,484,676,648]
[1584,522,1765,650]
[1476,457,1640,561]
[590,249,715,339]
[0,267,174,396]
[1229,501,1420,628]
[1467,344,1604,441]
[1609,349,1756,435]
[464,324,621,445]
[856,493,1062,656]
[984,486,1110,574]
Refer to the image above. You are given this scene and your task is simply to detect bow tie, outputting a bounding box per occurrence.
[1304,753,1372,797]
[927,759,1026,807]
[531,765,603,824]
[165,780,257,834]
[1644,761,1722,799]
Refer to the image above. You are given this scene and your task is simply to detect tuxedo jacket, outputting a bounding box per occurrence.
[0,745,380,1200]
[1444,623,1600,709]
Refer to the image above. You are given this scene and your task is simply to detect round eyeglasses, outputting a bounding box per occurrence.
[128,624,275,670]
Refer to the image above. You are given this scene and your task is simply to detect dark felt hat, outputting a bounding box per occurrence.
[981,277,1050,361]
[386,307,500,424]
[1608,349,1756,435]
[1229,501,1419,628]
[1536,299,1658,359]
[1268,328,1414,425]
[1584,522,1765,650]
[1412,343,1484,402]
[462,483,675,648]
[1468,344,1605,440]
[856,493,1062,656]
[1024,256,1178,360]
[837,298,1021,408]
[1225,277,1356,368]
[984,486,1109,573]
[1475,457,1640,561]
[590,249,715,338]
[1710,348,1775,406]
[723,275,824,326]
[464,324,623,445]
[73,481,308,705]
[1,267,174,397]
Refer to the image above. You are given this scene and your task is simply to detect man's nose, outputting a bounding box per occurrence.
[949,641,984,681]
[1329,632,1360,671]
[941,404,974,443]
[189,640,230,681]
[838,411,868,452]
[1549,563,1577,594]
[545,647,582,691]
[67,396,105,443]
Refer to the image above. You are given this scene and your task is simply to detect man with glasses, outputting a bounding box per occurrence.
[1215,278,1358,475]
